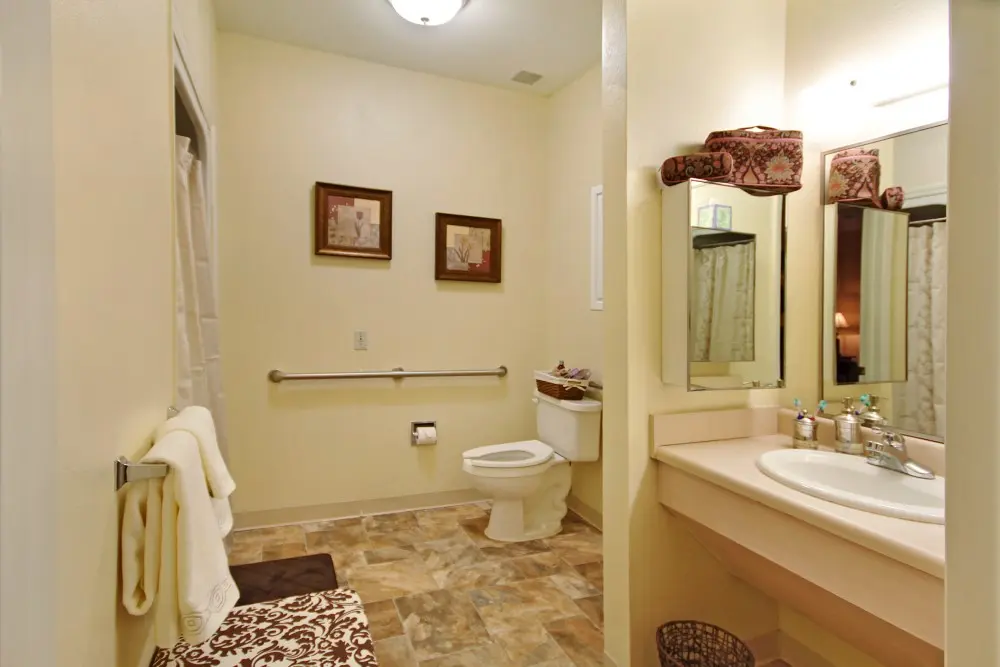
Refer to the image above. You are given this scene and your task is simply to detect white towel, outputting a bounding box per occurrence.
[157,406,235,537]
[121,431,239,648]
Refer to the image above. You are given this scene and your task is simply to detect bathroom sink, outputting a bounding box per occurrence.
[756,449,944,524]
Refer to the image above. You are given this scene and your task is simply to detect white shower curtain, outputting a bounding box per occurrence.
[175,136,228,456]
[859,211,896,381]
[690,242,755,362]
[894,221,947,436]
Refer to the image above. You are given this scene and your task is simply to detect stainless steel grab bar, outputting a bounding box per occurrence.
[268,366,508,383]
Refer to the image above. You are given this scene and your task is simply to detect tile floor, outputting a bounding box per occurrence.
[230,502,604,666]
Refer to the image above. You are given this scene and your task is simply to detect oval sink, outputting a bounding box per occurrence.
[756,449,944,524]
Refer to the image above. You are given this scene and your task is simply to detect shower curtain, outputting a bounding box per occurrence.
[893,221,947,436]
[859,211,897,381]
[690,242,755,362]
[175,136,228,456]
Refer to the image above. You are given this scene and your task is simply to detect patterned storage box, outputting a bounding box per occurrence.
[659,152,734,187]
[704,126,803,194]
[881,186,905,210]
[827,148,881,205]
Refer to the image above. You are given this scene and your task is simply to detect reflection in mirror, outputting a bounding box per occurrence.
[825,204,909,385]
[820,123,948,441]
[684,181,784,391]
[690,230,756,363]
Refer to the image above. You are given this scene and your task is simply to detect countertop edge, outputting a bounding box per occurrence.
[653,437,945,579]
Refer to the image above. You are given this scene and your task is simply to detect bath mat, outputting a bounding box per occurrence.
[151,589,376,667]
[230,552,338,606]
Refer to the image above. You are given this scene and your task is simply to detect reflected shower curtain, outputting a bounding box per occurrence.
[859,212,896,381]
[175,136,228,456]
[690,243,755,362]
[894,221,947,436]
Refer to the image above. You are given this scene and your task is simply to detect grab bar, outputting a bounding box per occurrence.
[268,366,508,383]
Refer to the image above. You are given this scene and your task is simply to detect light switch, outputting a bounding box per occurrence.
[353,330,368,351]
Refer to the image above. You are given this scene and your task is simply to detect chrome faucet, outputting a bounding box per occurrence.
[865,429,935,479]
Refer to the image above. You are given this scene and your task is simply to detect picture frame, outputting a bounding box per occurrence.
[314,182,393,260]
[435,213,502,283]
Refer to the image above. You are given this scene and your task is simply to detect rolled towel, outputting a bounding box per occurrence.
[121,430,239,648]
[157,406,235,538]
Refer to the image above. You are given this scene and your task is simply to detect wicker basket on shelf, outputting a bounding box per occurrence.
[656,621,755,667]
[534,371,588,401]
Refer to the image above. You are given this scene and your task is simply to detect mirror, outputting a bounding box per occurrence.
[821,123,948,440]
[662,180,785,391]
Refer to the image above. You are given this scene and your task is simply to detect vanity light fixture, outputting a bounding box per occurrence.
[388,0,469,26]
[835,312,849,329]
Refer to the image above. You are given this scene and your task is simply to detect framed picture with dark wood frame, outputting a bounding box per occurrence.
[314,182,393,260]
[435,213,502,283]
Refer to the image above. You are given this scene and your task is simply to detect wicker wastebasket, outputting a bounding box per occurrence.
[656,621,755,667]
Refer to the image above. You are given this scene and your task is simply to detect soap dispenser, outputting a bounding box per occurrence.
[834,397,863,455]
[859,394,888,429]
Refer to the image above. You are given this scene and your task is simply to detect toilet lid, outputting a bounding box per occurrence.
[463,440,554,468]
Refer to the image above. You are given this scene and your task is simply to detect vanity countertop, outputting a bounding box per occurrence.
[654,435,945,579]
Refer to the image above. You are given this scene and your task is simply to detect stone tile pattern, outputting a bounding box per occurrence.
[230,503,604,666]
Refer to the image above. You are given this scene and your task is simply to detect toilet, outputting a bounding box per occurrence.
[462,391,602,542]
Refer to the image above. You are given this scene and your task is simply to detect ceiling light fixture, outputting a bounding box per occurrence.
[388,0,469,26]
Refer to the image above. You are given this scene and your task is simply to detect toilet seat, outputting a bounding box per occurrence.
[463,440,554,469]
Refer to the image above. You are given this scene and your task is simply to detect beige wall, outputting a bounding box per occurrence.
[218,34,549,516]
[545,66,604,518]
[602,0,787,663]
[947,0,1000,662]
[49,1,175,665]
[0,2,59,665]
[782,0,949,412]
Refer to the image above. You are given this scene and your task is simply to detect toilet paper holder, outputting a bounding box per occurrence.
[411,421,437,446]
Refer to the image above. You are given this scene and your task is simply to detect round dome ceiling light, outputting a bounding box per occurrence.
[388,0,469,26]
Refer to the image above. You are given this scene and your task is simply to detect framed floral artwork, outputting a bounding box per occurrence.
[314,182,393,260]
[435,213,502,283]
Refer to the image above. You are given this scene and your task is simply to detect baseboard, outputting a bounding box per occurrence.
[567,494,603,530]
[233,488,488,530]
[778,633,836,667]
[747,630,782,664]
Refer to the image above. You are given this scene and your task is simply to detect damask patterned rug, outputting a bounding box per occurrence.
[230,552,338,606]
[151,589,376,667]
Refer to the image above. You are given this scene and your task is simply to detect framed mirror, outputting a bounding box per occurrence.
[662,180,786,391]
[820,123,948,441]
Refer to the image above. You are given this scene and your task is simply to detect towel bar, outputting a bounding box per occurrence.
[267,366,508,383]
[113,405,179,491]
[114,457,168,492]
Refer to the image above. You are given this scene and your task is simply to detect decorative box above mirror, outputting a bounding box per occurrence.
[821,122,948,441]
[662,180,786,391]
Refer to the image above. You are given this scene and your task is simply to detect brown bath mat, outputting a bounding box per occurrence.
[230,553,338,606]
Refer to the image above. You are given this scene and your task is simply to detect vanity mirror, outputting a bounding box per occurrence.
[820,123,948,441]
[662,180,786,391]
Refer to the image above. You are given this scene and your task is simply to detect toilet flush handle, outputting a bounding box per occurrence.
[532,397,539,404]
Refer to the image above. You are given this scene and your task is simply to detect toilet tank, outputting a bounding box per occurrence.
[534,391,602,461]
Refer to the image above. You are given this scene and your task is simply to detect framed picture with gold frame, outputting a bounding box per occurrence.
[314,182,393,260]
[435,213,502,283]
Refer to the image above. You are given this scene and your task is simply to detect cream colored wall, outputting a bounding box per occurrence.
[946,0,1000,662]
[780,608,887,667]
[0,2,59,665]
[218,34,548,516]
[49,1,175,666]
[782,0,949,413]
[602,0,787,663]
[545,66,604,518]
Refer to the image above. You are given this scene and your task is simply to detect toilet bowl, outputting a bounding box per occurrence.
[462,392,602,542]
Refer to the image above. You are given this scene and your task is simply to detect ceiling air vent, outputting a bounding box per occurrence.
[511,70,543,86]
